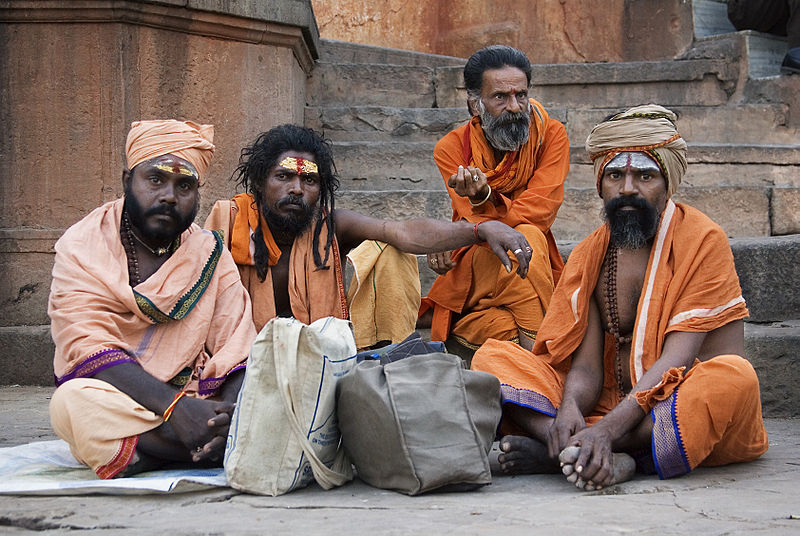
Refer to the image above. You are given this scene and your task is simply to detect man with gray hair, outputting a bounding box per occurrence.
[420,45,569,362]
[472,104,768,491]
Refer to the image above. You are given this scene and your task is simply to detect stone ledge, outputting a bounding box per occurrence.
[744,321,800,418]
[318,39,465,67]
[0,0,318,71]
[0,325,53,386]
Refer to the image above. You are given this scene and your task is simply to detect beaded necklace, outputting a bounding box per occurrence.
[603,243,632,398]
[120,211,141,287]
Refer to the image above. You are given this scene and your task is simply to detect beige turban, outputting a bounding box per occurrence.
[585,104,687,198]
[125,120,215,178]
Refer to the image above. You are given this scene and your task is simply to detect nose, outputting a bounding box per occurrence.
[506,93,522,113]
[619,171,638,195]
[159,182,177,204]
[287,175,303,196]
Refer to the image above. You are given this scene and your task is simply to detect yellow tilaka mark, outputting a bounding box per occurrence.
[155,163,197,178]
[278,157,318,175]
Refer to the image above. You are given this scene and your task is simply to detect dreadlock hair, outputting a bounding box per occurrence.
[231,124,340,281]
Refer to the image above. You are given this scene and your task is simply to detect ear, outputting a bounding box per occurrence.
[121,168,131,190]
[467,94,481,117]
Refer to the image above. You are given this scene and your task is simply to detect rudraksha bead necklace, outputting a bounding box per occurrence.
[604,243,633,398]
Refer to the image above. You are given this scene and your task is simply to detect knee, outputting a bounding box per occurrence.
[699,354,762,402]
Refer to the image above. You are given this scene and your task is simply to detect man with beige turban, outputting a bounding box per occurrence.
[48,120,257,478]
[471,105,768,490]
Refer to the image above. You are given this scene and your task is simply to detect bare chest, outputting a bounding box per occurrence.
[595,246,650,337]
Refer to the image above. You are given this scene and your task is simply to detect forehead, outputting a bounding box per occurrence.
[481,66,528,93]
[274,150,317,170]
[135,154,198,178]
[604,151,661,172]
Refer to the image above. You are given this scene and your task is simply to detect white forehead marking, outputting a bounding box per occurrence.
[606,151,660,171]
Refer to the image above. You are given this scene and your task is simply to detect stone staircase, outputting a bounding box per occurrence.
[306,8,800,416]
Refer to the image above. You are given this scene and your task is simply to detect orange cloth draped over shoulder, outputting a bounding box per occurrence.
[49,199,256,478]
[421,99,569,345]
[204,193,348,333]
[472,201,768,478]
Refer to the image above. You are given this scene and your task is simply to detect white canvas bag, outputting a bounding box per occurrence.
[224,316,357,495]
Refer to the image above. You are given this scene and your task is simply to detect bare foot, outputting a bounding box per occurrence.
[115,449,164,478]
[559,445,635,491]
[496,435,560,475]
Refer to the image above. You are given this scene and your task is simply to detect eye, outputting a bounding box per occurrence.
[517,91,528,100]
[607,171,621,179]
[149,175,162,185]
[641,172,652,181]
[303,174,319,184]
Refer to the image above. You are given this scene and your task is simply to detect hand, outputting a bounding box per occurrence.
[545,399,585,459]
[563,424,615,489]
[192,403,236,463]
[168,397,236,461]
[476,220,532,278]
[448,165,490,203]
[427,251,456,275]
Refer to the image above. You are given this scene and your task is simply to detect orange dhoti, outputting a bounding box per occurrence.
[422,224,554,348]
[473,342,768,479]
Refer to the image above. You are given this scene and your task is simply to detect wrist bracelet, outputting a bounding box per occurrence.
[162,391,187,422]
[473,221,483,241]
[469,185,492,207]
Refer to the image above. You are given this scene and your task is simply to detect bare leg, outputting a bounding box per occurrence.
[559,446,636,491]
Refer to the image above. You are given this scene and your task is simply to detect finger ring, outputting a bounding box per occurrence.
[432,258,438,265]
[526,246,532,252]
[195,447,203,453]
[472,176,479,182]
[513,248,523,254]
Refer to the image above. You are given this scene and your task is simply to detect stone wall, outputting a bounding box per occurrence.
[310,0,694,63]
[0,0,318,366]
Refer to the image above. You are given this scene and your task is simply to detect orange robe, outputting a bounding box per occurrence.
[472,201,768,478]
[49,198,256,478]
[422,99,569,345]
[205,194,348,334]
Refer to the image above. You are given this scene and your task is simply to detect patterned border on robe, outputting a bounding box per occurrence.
[500,384,558,417]
[198,359,248,397]
[55,348,136,386]
[134,230,224,324]
[96,435,139,480]
[651,388,691,479]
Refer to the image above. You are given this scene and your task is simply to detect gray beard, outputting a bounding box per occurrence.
[479,102,531,152]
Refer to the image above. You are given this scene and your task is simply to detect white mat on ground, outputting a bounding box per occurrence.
[0,440,228,495]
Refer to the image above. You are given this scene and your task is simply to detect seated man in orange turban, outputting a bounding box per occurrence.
[205,124,535,350]
[472,105,768,490]
[49,120,257,479]
[419,45,569,362]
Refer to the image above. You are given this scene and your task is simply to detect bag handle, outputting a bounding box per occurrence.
[273,320,352,490]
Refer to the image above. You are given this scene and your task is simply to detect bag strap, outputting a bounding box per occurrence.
[273,320,352,490]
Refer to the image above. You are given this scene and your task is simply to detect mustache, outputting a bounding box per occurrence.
[143,205,180,219]
[605,196,651,212]
[495,110,529,125]
[276,195,310,210]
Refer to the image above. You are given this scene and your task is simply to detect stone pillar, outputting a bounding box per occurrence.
[0,0,319,384]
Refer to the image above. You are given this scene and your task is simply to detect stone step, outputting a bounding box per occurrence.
[309,58,740,109]
[330,140,800,192]
[692,0,735,38]
[336,185,797,240]
[318,38,465,67]
[309,103,800,145]
[687,30,789,80]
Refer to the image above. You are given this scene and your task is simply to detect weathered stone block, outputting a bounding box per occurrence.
[0,325,53,386]
[672,188,771,237]
[331,141,443,191]
[731,234,800,322]
[307,64,436,107]
[771,188,800,235]
[744,321,800,418]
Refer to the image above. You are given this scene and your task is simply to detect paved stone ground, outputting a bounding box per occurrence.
[1,386,798,534]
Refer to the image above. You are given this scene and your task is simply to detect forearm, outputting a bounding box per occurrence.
[381,219,480,253]
[561,364,603,416]
[93,362,177,415]
[220,368,245,404]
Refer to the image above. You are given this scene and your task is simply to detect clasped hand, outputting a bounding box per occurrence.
[168,396,236,462]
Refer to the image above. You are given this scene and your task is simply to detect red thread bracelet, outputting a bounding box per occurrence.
[473,221,483,241]
[162,391,186,422]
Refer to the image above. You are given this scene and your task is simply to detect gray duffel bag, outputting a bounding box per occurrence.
[336,351,501,495]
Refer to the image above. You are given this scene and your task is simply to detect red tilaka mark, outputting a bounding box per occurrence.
[625,153,632,171]
[172,164,181,174]
[296,157,306,173]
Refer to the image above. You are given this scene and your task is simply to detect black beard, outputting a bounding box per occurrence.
[123,185,197,243]
[603,196,660,250]
[261,195,317,237]
[480,105,530,152]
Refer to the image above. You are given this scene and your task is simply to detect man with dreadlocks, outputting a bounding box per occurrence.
[471,105,768,490]
[205,124,535,348]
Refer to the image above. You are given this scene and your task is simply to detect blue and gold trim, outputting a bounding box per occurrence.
[55,348,135,385]
[134,230,224,324]
[500,384,557,417]
[651,388,691,479]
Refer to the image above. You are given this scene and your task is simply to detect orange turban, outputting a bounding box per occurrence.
[125,120,215,178]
